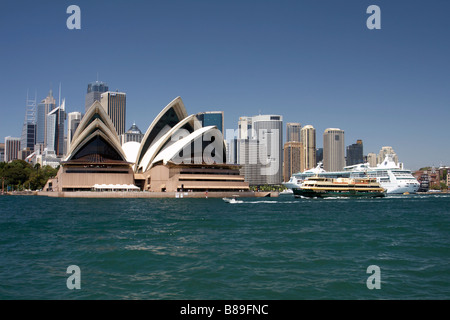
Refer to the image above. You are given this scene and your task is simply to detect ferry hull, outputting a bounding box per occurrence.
[293,188,386,198]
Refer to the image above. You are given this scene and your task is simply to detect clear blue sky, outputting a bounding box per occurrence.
[1,0,449,170]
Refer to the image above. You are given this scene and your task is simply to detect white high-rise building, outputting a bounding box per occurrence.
[67,111,82,152]
[238,114,283,185]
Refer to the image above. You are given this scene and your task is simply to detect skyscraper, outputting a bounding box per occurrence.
[100,91,126,136]
[286,123,301,142]
[346,139,364,166]
[377,146,398,165]
[36,90,56,146]
[197,111,224,134]
[238,116,253,139]
[238,114,283,185]
[283,141,302,182]
[4,137,21,162]
[20,92,37,152]
[0,143,4,162]
[226,137,238,164]
[367,152,377,167]
[85,80,108,113]
[46,99,65,156]
[67,111,82,152]
[300,125,316,171]
[323,128,345,172]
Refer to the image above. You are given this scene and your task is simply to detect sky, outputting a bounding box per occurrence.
[0,0,449,170]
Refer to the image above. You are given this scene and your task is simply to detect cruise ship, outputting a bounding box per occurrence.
[284,155,420,194]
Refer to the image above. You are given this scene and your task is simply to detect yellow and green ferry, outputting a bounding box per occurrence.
[293,176,386,198]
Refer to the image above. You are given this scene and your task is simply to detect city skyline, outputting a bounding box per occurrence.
[1,0,449,170]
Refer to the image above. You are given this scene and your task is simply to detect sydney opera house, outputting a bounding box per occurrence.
[43,97,250,195]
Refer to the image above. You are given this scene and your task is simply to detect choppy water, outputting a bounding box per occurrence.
[0,194,449,300]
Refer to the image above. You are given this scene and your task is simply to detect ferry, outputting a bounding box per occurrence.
[292,176,386,198]
[284,155,420,194]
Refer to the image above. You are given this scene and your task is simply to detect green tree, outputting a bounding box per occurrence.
[0,161,58,191]
[1,160,32,188]
[25,165,58,190]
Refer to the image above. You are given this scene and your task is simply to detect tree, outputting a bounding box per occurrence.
[0,161,58,191]
[25,165,58,190]
[1,160,32,188]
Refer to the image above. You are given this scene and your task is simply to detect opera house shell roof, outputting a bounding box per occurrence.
[44,97,248,193]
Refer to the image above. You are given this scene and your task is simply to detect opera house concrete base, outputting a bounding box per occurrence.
[36,191,278,198]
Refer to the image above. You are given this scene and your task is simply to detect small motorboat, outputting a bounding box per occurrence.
[222,196,243,203]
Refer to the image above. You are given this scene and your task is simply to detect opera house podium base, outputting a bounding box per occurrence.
[37,190,279,198]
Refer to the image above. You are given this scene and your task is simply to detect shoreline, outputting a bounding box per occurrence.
[21,190,280,198]
[2,190,449,198]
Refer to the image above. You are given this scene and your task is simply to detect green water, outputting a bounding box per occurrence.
[0,194,449,300]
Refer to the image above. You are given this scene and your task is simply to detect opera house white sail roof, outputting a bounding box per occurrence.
[65,96,226,170]
[133,96,226,172]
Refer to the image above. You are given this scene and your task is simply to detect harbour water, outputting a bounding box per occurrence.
[0,194,449,300]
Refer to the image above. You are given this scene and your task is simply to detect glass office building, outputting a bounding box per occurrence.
[85,81,108,113]
[196,111,224,134]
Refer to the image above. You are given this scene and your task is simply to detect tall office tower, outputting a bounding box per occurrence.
[67,112,82,151]
[120,123,144,145]
[346,139,364,166]
[238,115,283,185]
[236,116,253,169]
[377,146,398,165]
[226,137,238,164]
[0,143,5,162]
[286,123,301,142]
[238,138,266,185]
[316,148,323,163]
[85,80,108,113]
[100,91,126,136]
[20,92,37,152]
[46,100,65,156]
[197,111,224,134]
[4,137,21,162]
[36,90,56,146]
[253,115,283,185]
[367,152,377,167]
[300,125,316,171]
[238,116,253,139]
[323,128,345,172]
[283,141,302,182]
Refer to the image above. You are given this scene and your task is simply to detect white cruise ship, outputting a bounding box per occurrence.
[284,155,420,194]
